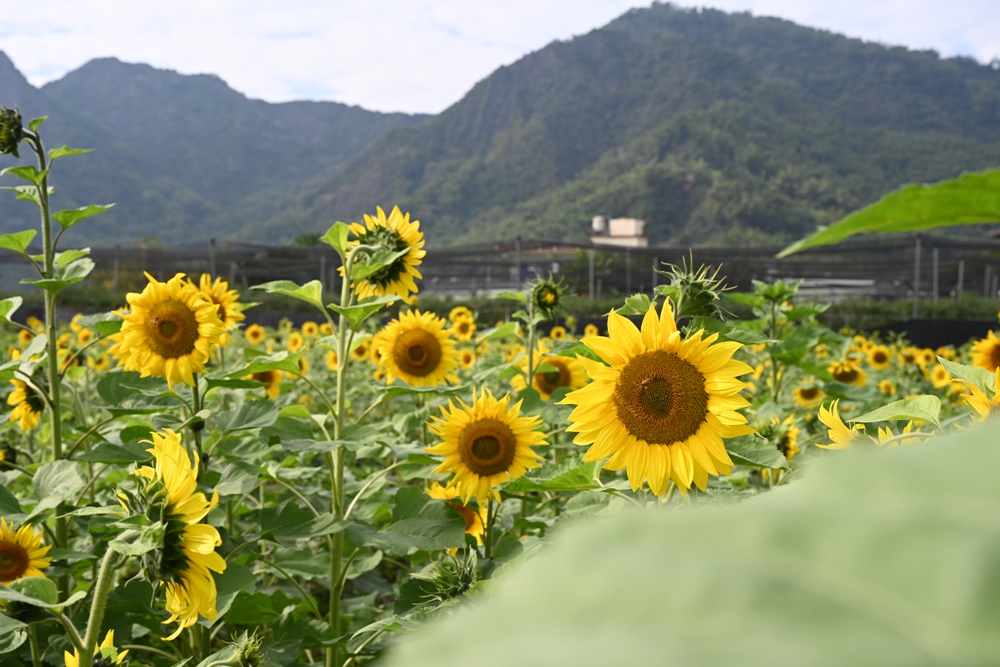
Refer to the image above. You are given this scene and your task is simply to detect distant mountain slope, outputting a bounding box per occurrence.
[0,54,427,245]
[249,3,1000,246]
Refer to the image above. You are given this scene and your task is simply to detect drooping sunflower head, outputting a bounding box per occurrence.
[345,206,426,299]
[198,274,245,346]
[128,429,226,640]
[972,330,1000,372]
[0,517,51,584]
[377,310,458,387]
[110,273,224,389]
[426,389,548,504]
[7,378,45,431]
[563,300,754,496]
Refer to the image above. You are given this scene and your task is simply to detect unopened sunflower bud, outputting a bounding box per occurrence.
[530,277,566,319]
[0,106,23,158]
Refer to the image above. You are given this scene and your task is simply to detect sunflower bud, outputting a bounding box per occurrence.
[529,277,566,320]
[0,106,24,158]
[655,258,731,322]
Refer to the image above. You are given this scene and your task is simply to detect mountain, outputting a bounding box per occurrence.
[0,54,427,245]
[246,3,1000,246]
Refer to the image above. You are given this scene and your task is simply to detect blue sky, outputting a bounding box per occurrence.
[2,1,998,114]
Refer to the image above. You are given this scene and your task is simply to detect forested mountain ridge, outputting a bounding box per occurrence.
[3,3,1000,248]
[0,52,427,244]
[248,3,1000,246]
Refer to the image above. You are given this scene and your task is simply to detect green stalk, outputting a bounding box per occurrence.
[77,548,121,666]
[191,373,205,483]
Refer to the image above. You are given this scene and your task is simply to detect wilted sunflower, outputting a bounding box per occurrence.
[562,301,754,496]
[197,274,245,346]
[377,310,458,387]
[64,630,127,667]
[110,273,224,389]
[792,384,825,409]
[426,389,547,504]
[7,379,44,431]
[972,330,1000,372]
[345,205,426,299]
[244,324,266,347]
[129,429,226,640]
[0,517,51,584]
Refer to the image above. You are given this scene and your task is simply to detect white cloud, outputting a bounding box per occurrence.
[2,1,997,114]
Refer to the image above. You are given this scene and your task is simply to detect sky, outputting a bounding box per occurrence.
[2,1,998,115]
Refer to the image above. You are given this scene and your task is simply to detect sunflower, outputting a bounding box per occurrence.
[301,321,319,337]
[512,345,587,400]
[459,349,476,370]
[584,323,599,337]
[109,273,224,389]
[426,389,547,504]
[320,323,333,336]
[815,400,863,450]
[76,327,94,346]
[828,361,867,387]
[325,350,339,372]
[0,517,51,584]
[961,368,1000,421]
[426,482,487,545]
[197,274,245,346]
[250,369,282,399]
[874,422,923,448]
[879,379,896,395]
[130,429,226,640]
[7,379,44,431]
[244,324,266,347]
[792,384,825,409]
[972,331,1000,372]
[351,339,370,362]
[86,354,110,372]
[562,301,754,496]
[344,205,425,299]
[17,329,34,348]
[452,319,476,342]
[866,345,892,370]
[449,306,473,323]
[377,310,458,387]
[64,630,127,667]
[287,331,305,353]
[930,364,952,389]
[549,325,566,340]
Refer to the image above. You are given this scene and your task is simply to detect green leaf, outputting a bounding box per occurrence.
[27,117,46,132]
[0,165,47,186]
[0,297,21,324]
[215,399,280,435]
[351,246,410,281]
[686,317,773,344]
[251,280,324,310]
[386,420,1000,667]
[213,563,255,619]
[778,169,1000,257]
[78,442,151,465]
[493,291,526,302]
[328,294,399,329]
[1,184,43,205]
[52,203,114,229]
[96,372,171,407]
[8,577,57,606]
[370,517,466,555]
[0,230,36,256]
[725,435,788,469]
[22,256,94,294]
[617,293,653,315]
[476,321,519,342]
[379,384,468,400]
[214,461,260,496]
[77,311,123,336]
[32,460,86,513]
[48,146,93,161]
[320,221,352,255]
[0,486,22,515]
[260,505,349,546]
[504,459,602,493]
[227,351,303,378]
[851,395,941,428]
[938,357,995,395]
[109,524,166,557]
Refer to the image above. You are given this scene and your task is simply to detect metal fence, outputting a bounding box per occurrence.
[3,234,1000,311]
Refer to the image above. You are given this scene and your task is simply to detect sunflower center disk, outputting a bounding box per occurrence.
[834,368,858,383]
[0,542,28,581]
[459,418,517,476]
[535,361,569,394]
[393,329,441,377]
[613,350,709,445]
[799,388,818,400]
[145,300,200,359]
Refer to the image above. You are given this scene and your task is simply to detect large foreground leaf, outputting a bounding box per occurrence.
[778,169,1000,257]
[386,420,1000,667]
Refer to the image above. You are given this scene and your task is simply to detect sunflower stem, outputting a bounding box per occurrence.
[485,498,496,560]
[28,623,41,667]
[79,547,122,667]
[191,373,205,483]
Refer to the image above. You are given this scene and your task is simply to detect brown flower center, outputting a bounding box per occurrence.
[833,367,859,384]
[459,418,517,476]
[534,359,570,395]
[0,540,29,583]
[393,329,442,377]
[798,387,820,400]
[613,350,708,445]
[144,299,200,359]
[872,351,888,365]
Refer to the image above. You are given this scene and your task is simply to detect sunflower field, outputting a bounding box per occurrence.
[2,111,1000,667]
